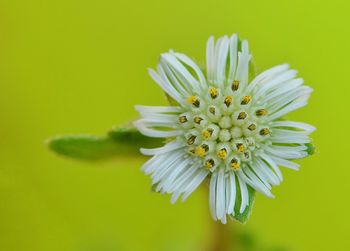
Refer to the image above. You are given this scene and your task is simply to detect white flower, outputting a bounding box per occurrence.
[134,34,315,223]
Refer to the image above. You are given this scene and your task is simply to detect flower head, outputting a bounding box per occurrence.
[134,34,315,223]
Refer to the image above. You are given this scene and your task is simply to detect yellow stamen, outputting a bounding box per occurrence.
[232,80,240,91]
[209,106,216,115]
[193,116,203,124]
[237,112,247,120]
[256,109,268,116]
[224,96,233,107]
[205,159,215,169]
[248,124,256,131]
[179,115,188,123]
[241,95,251,105]
[209,88,218,99]
[259,128,270,136]
[202,128,213,139]
[188,147,196,155]
[236,143,245,153]
[196,147,205,157]
[187,96,200,107]
[230,159,240,170]
[217,149,227,159]
[187,135,196,145]
[196,144,209,157]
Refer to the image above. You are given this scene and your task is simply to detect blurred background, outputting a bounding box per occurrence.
[0,0,349,250]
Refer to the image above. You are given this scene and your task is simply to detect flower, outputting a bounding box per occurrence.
[134,34,315,223]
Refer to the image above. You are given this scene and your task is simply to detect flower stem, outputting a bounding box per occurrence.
[206,220,234,251]
[200,183,235,251]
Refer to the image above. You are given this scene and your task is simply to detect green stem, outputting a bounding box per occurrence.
[201,183,235,251]
[207,221,234,251]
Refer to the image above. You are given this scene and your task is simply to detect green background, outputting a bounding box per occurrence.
[0,0,348,250]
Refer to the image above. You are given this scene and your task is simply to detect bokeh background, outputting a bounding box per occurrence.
[0,0,349,250]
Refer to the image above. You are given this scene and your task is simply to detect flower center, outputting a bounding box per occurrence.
[178,82,271,172]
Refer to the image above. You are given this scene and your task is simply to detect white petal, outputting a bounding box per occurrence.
[220,214,227,224]
[267,100,308,121]
[209,172,218,220]
[181,169,209,201]
[258,153,283,181]
[248,64,290,93]
[272,128,310,138]
[158,61,191,97]
[268,86,313,113]
[151,154,185,184]
[227,172,237,215]
[238,168,274,198]
[253,69,297,98]
[264,78,304,103]
[270,121,316,134]
[133,119,181,138]
[161,53,201,93]
[173,52,207,89]
[140,116,178,124]
[227,34,238,83]
[270,156,300,170]
[248,163,273,188]
[225,175,231,214]
[206,36,215,83]
[169,164,199,197]
[135,106,180,125]
[157,158,191,192]
[255,158,281,185]
[235,40,251,88]
[215,36,230,86]
[269,134,310,144]
[148,68,183,103]
[135,105,182,117]
[268,144,307,152]
[237,175,249,213]
[141,153,167,174]
[140,140,185,156]
[141,149,183,174]
[216,168,226,221]
[264,145,308,159]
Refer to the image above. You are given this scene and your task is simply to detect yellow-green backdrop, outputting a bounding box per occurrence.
[0,0,348,250]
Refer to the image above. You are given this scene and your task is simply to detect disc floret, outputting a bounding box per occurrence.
[180,84,270,172]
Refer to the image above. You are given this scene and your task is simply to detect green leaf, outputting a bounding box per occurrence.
[230,186,256,224]
[48,135,122,161]
[47,126,163,161]
[108,126,163,148]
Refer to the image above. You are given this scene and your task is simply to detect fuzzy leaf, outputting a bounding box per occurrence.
[48,127,163,161]
[48,135,126,161]
[231,186,256,224]
[108,126,163,148]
